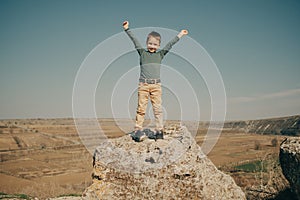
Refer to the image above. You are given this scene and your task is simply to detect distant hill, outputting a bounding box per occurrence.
[222,115,300,136]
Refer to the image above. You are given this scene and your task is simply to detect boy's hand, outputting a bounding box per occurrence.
[178,29,188,38]
[123,21,129,30]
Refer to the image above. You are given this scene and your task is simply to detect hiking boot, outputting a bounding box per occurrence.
[155,130,164,140]
[147,131,157,140]
[143,128,152,136]
[131,130,146,142]
[143,129,156,140]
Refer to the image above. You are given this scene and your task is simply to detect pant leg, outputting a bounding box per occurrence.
[149,83,163,130]
[135,83,149,130]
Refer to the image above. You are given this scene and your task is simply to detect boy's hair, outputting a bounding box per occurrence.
[147,31,161,44]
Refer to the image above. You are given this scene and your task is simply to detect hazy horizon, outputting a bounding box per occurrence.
[1,114,299,122]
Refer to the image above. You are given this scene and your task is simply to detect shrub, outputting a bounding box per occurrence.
[13,136,22,148]
[254,140,262,150]
[271,138,278,147]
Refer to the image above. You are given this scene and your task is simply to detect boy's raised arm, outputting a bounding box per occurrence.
[161,29,188,56]
[123,21,143,55]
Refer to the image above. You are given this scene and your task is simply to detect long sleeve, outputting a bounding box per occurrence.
[160,36,180,57]
[125,29,144,55]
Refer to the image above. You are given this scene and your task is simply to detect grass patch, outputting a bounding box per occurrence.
[235,160,265,172]
[0,192,30,199]
[234,158,280,173]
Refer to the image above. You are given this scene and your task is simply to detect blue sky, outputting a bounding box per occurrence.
[1,0,300,120]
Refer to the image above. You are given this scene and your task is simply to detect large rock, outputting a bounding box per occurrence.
[83,126,246,199]
[280,137,300,199]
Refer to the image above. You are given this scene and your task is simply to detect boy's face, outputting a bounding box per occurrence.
[147,36,160,53]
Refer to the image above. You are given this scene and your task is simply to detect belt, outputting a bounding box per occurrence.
[139,78,161,84]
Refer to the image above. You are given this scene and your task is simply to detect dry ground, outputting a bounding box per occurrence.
[196,129,284,167]
[0,119,289,199]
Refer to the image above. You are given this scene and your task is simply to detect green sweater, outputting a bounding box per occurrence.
[125,29,180,80]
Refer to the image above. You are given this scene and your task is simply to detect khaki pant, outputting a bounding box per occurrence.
[135,82,163,131]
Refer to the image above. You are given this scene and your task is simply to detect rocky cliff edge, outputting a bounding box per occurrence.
[280,137,300,199]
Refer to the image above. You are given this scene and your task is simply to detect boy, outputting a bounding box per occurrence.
[123,21,188,142]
